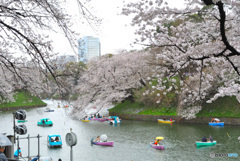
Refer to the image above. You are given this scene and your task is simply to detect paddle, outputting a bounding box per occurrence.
[227,133,231,138]
[91,137,94,146]
[147,143,153,149]
[20,156,26,161]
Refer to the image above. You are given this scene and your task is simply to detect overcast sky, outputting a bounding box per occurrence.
[52,0,185,56]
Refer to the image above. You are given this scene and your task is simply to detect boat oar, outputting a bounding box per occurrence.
[227,133,231,138]
[147,143,153,149]
[91,137,94,146]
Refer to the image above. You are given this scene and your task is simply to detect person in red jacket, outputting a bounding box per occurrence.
[153,139,158,145]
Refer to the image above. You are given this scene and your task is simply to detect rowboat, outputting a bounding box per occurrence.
[196,141,217,147]
[158,119,175,124]
[98,118,106,122]
[91,137,113,146]
[47,135,62,148]
[209,122,224,126]
[37,118,53,127]
[150,143,164,150]
[108,116,121,124]
[81,119,90,122]
[94,141,114,146]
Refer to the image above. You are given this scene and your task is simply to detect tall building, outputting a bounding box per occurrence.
[78,36,101,63]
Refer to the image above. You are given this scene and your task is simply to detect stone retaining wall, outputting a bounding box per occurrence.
[110,112,240,125]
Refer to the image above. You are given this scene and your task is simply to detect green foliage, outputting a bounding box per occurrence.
[109,100,177,116]
[107,54,113,58]
[133,76,180,108]
[187,13,204,23]
[0,91,46,108]
[196,96,240,117]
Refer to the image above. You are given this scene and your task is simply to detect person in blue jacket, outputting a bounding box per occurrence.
[201,136,207,142]
[14,147,22,158]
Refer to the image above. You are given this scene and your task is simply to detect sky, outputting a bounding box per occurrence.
[52,0,185,56]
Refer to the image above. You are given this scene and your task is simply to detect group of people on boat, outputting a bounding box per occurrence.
[82,113,103,120]
[201,135,213,142]
[92,113,101,118]
[153,138,163,145]
[163,117,173,121]
[50,136,60,142]
[57,103,69,108]
[42,119,49,124]
[211,118,220,123]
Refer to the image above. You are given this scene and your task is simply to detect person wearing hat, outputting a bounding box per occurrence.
[14,147,22,159]
[0,146,8,161]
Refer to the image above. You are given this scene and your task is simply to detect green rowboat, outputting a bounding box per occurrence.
[196,141,217,147]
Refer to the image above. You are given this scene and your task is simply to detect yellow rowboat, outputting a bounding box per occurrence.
[81,119,90,122]
[158,119,175,124]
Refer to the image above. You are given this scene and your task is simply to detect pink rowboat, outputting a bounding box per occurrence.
[150,143,164,150]
[98,118,106,122]
[94,141,114,146]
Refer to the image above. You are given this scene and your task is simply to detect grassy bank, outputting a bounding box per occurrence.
[0,91,47,108]
[197,96,240,118]
[110,96,240,118]
[109,100,177,116]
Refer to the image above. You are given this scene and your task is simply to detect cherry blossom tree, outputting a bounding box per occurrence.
[0,0,98,101]
[71,51,152,119]
[123,0,240,119]
[45,61,87,100]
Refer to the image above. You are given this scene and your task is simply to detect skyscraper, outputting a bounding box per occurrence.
[78,36,101,63]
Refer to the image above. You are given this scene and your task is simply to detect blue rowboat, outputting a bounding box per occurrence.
[108,116,121,124]
[47,135,62,148]
[209,122,224,126]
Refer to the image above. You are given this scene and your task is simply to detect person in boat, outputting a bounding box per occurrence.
[51,138,54,142]
[153,139,158,145]
[42,119,45,124]
[93,136,100,143]
[208,135,213,142]
[14,147,22,159]
[163,117,166,121]
[201,136,207,142]
[158,139,163,145]
[211,118,215,123]
[170,118,172,121]
[55,136,60,142]
[211,118,220,123]
[215,118,220,123]
[97,113,100,118]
